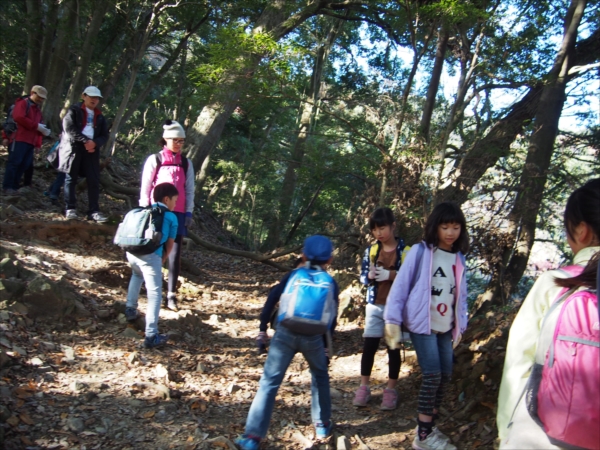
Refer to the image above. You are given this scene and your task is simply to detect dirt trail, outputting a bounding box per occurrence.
[1,153,505,449]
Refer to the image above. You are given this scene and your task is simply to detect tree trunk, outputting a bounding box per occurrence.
[118,14,209,128]
[186,0,323,194]
[61,0,110,116]
[42,0,78,130]
[438,28,485,156]
[39,0,61,83]
[99,46,134,101]
[106,8,156,155]
[24,0,44,92]
[476,0,587,312]
[173,40,189,122]
[419,24,449,142]
[262,18,342,250]
[436,26,600,207]
[284,182,324,245]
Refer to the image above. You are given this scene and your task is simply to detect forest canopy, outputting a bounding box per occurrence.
[1,0,599,310]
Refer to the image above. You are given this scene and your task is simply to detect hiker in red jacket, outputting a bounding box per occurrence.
[2,85,51,195]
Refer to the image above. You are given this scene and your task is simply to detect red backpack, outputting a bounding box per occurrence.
[525,265,600,449]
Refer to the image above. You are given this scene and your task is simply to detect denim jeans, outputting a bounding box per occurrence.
[410,330,453,415]
[48,172,66,198]
[244,326,331,439]
[410,330,453,374]
[126,252,163,337]
[3,141,34,190]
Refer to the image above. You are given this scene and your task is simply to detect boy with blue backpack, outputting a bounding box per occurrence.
[116,182,179,349]
[236,235,339,450]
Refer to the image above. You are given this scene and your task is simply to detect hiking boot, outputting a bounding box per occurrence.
[125,307,138,322]
[235,436,260,450]
[166,294,178,311]
[315,421,333,439]
[352,385,371,407]
[2,188,20,196]
[380,388,398,410]
[412,427,456,450]
[88,211,108,223]
[66,209,79,220]
[143,334,168,349]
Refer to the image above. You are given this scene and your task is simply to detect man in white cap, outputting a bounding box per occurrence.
[57,86,109,222]
[2,85,51,195]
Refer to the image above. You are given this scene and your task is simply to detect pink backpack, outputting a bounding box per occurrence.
[525,265,600,449]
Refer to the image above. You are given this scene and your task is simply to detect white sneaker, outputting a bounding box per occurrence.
[88,212,108,223]
[65,209,79,220]
[412,428,456,450]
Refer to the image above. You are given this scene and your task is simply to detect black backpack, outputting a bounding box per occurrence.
[3,97,30,138]
[113,205,168,255]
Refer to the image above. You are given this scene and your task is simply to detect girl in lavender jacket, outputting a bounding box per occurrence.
[384,202,469,450]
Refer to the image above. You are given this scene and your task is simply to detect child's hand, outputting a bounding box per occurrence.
[452,333,462,349]
[368,264,376,280]
[256,331,269,354]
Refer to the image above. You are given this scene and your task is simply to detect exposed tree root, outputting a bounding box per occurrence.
[99,172,140,196]
[187,231,300,271]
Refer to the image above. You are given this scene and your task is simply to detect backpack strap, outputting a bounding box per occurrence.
[409,243,426,291]
[597,259,600,324]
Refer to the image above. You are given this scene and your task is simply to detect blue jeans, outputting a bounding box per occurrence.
[244,326,331,439]
[48,172,66,199]
[126,252,163,337]
[410,330,453,415]
[3,141,34,190]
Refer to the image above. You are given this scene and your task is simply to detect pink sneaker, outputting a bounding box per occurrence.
[380,388,398,410]
[352,385,371,407]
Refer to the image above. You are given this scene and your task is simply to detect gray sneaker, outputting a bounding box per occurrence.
[88,212,108,223]
[2,188,20,196]
[66,209,79,220]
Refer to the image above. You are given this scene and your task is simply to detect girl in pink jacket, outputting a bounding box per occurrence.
[140,120,195,311]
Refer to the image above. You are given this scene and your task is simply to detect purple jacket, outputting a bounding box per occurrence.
[384,241,468,341]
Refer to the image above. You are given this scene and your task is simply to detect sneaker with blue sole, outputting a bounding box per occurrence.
[315,421,333,439]
[143,334,168,349]
[235,436,260,450]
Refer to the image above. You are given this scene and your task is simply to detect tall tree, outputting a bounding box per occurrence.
[475,0,589,311]
[24,0,44,91]
[262,17,343,250]
[61,0,111,115]
[42,0,78,129]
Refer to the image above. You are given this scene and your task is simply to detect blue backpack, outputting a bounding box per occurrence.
[113,205,167,255]
[277,266,336,336]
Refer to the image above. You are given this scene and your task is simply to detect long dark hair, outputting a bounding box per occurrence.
[423,202,469,253]
[555,178,600,290]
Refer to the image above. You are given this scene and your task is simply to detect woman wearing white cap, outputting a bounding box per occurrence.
[57,86,109,222]
[139,120,195,311]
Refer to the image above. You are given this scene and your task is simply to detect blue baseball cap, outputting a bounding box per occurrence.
[303,235,333,261]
